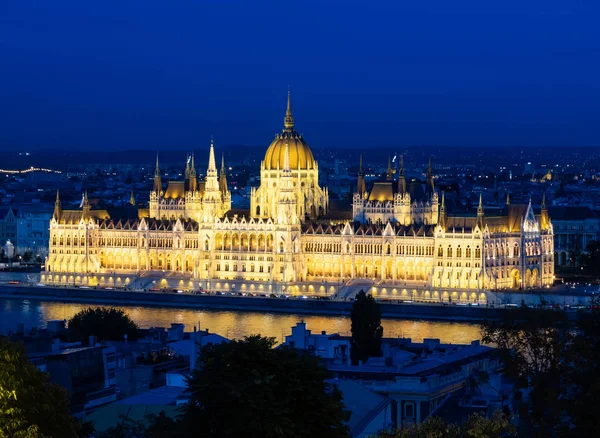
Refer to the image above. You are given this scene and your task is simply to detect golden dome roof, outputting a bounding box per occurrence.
[263,92,316,171]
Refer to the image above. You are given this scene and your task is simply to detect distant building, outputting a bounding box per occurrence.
[0,206,17,248]
[550,206,600,267]
[329,339,502,429]
[334,380,393,438]
[16,202,52,257]
[284,321,350,364]
[284,322,505,430]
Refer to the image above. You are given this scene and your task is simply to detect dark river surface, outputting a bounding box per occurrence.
[0,298,483,344]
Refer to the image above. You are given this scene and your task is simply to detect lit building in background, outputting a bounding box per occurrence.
[43,94,554,298]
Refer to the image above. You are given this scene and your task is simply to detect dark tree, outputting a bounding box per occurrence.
[22,251,33,263]
[68,307,139,342]
[481,307,569,434]
[0,337,81,438]
[560,299,600,437]
[177,335,350,438]
[581,240,600,275]
[376,411,514,437]
[350,290,383,364]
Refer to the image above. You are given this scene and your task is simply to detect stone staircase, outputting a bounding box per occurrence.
[337,279,374,299]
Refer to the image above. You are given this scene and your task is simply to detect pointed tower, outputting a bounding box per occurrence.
[357,155,366,197]
[153,153,162,193]
[540,192,549,230]
[53,190,62,221]
[284,90,294,131]
[523,197,539,233]
[397,155,407,194]
[129,191,135,206]
[426,155,435,195]
[219,153,228,195]
[439,191,446,230]
[476,192,484,229]
[188,153,198,192]
[202,137,223,220]
[386,156,393,181]
[82,191,91,219]
[184,153,191,180]
[506,192,510,205]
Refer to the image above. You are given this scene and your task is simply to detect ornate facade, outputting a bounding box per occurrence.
[44,94,554,296]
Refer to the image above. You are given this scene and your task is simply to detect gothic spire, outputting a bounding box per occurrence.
[477,192,484,228]
[82,190,90,219]
[129,191,135,206]
[153,153,162,193]
[541,191,549,230]
[185,153,191,179]
[53,189,61,220]
[357,155,366,196]
[189,152,198,192]
[398,154,407,194]
[439,191,446,229]
[506,192,510,205]
[208,137,217,174]
[219,153,228,195]
[284,90,294,130]
[386,156,393,181]
[426,155,435,195]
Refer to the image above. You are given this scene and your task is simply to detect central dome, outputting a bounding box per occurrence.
[263,93,316,170]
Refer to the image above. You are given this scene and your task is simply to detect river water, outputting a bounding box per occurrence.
[0,298,482,344]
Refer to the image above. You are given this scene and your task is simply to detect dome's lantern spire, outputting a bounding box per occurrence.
[284,90,294,130]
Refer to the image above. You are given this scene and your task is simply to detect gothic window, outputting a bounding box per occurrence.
[475,246,481,259]
[466,246,471,258]
[447,245,452,258]
[514,244,519,257]
[438,246,443,257]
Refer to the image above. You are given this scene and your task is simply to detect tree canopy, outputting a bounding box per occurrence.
[68,307,139,342]
[0,337,80,438]
[376,411,515,438]
[581,240,600,275]
[177,335,350,438]
[350,290,383,364]
[482,303,600,436]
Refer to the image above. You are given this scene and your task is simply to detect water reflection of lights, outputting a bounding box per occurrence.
[0,298,482,344]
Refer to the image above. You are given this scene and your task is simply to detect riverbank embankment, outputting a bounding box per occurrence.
[0,284,506,322]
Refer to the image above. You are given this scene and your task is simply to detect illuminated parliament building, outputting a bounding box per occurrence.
[44,94,554,299]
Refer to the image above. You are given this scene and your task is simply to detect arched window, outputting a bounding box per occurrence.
[457,246,462,258]
[475,246,481,259]
[447,245,453,258]
[256,206,261,216]
[438,246,443,257]
[514,244,519,257]
[466,246,471,258]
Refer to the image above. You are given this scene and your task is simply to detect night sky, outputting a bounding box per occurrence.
[1,0,599,151]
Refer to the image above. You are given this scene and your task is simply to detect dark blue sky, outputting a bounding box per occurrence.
[1,0,599,151]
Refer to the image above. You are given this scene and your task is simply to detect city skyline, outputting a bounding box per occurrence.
[1,1,600,151]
